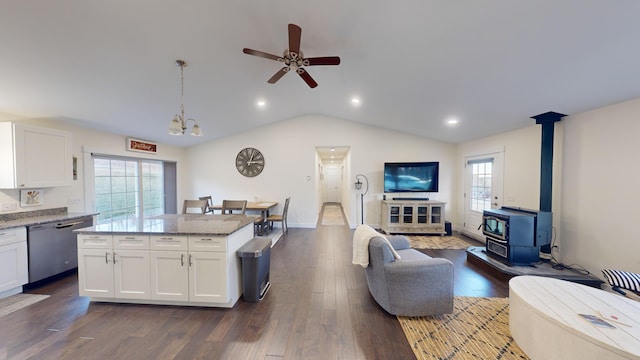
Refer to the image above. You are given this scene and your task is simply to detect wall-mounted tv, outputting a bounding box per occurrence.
[384,161,439,193]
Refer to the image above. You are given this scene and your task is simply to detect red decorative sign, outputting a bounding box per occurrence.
[127,138,157,154]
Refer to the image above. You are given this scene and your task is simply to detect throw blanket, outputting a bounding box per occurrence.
[352,224,401,268]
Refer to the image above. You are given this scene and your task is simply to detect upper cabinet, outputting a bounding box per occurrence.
[0,122,73,189]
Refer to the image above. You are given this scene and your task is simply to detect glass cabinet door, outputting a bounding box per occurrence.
[402,206,413,223]
[430,205,442,224]
[417,206,428,224]
[389,205,400,224]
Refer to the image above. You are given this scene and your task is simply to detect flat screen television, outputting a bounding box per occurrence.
[384,161,439,193]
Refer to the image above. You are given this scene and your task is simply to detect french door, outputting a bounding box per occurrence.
[92,155,170,225]
[462,152,504,241]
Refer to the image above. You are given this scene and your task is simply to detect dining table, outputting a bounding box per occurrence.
[210,201,278,235]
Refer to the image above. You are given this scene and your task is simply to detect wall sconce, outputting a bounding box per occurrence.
[355,173,369,224]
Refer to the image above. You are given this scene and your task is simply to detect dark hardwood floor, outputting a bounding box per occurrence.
[0,207,507,360]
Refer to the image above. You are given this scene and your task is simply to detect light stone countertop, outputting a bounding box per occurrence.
[73,214,260,236]
[0,207,97,231]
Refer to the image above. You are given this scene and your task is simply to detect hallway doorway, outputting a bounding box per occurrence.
[315,146,351,229]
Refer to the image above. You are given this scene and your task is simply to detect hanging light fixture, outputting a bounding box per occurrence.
[168,59,203,136]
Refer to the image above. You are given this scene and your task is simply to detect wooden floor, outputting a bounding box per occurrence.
[0,206,508,360]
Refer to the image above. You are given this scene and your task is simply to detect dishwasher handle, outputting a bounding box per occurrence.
[55,221,85,229]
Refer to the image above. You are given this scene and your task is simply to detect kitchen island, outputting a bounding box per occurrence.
[74,214,258,308]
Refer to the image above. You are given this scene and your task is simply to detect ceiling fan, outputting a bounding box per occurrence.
[243,24,340,88]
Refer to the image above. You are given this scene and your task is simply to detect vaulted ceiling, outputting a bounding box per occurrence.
[1,1,639,148]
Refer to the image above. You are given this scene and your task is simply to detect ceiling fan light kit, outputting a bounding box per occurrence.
[243,23,340,88]
[168,59,203,136]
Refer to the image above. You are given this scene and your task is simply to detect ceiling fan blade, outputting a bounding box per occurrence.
[305,56,341,66]
[298,68,318,88]
[243,48,281,61]
[267,67,289,84]
[288,24,301,55]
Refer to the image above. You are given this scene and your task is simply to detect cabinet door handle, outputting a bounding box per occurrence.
[189,254,193,266]
[180,254,184,266]
[113,252,117,264]
[105,252,109,264]
[200,238,212,241]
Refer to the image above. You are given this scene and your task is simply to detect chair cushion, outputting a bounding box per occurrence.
[602,269,640,292]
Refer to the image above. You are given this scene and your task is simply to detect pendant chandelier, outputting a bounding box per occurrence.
[168,59,203,136]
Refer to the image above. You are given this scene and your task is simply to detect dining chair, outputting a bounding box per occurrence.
[221,200,247,215]
[267,197,290,234]
[182,199,208,214]
[199,196,214,214]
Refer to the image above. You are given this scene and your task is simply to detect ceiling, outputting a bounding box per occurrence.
[1,1,640,149]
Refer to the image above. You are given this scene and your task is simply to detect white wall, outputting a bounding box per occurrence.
[0,117,186,214]
[185,115,456,229]
[561,98,640,275]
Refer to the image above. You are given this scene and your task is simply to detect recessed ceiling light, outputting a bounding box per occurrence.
[446,117,459,125]
[257,100,266,107]
[351,97,361,106]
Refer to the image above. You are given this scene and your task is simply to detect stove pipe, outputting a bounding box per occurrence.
[531,111,566,253]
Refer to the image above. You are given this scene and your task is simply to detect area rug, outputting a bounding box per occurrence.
[398,296,529,360]
[321,204,345,225]
[0,293,50,317]
[407,235,477,250]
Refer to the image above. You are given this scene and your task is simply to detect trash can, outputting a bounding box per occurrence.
[237,237,272,302]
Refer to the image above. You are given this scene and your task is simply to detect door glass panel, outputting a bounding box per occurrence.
[93,156,164,225]
[470,161,492,211]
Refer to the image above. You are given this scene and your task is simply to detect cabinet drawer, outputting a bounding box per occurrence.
[113,235,149,250]
[189,236,226,252]
[0,227,26,246]
[77,234,113,249]
[150,235,188,251]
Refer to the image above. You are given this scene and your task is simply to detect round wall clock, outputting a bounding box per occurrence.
[235,147,265,177]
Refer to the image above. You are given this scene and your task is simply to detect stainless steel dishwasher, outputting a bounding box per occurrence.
[27,217,93,283]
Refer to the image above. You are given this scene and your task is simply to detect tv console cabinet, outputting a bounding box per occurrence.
[381,200,446,235]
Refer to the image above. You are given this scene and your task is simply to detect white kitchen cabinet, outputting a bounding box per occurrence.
[188,251,227,303]
[77,222,253,307]
[113,250,150,299]
[0,227,28,297]
[149,235,188,301]
[149,235,227,303]
[77,234,150,300]
[0,122,73,189]
[150,250,189,301]
[77,248,115,297]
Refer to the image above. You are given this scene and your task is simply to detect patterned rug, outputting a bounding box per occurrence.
[398,296,529,360]
[0,293,50,317]
[407,235,478,250]
[321,204,345,225]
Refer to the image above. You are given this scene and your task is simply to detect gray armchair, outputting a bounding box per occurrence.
[365,236,454,316]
